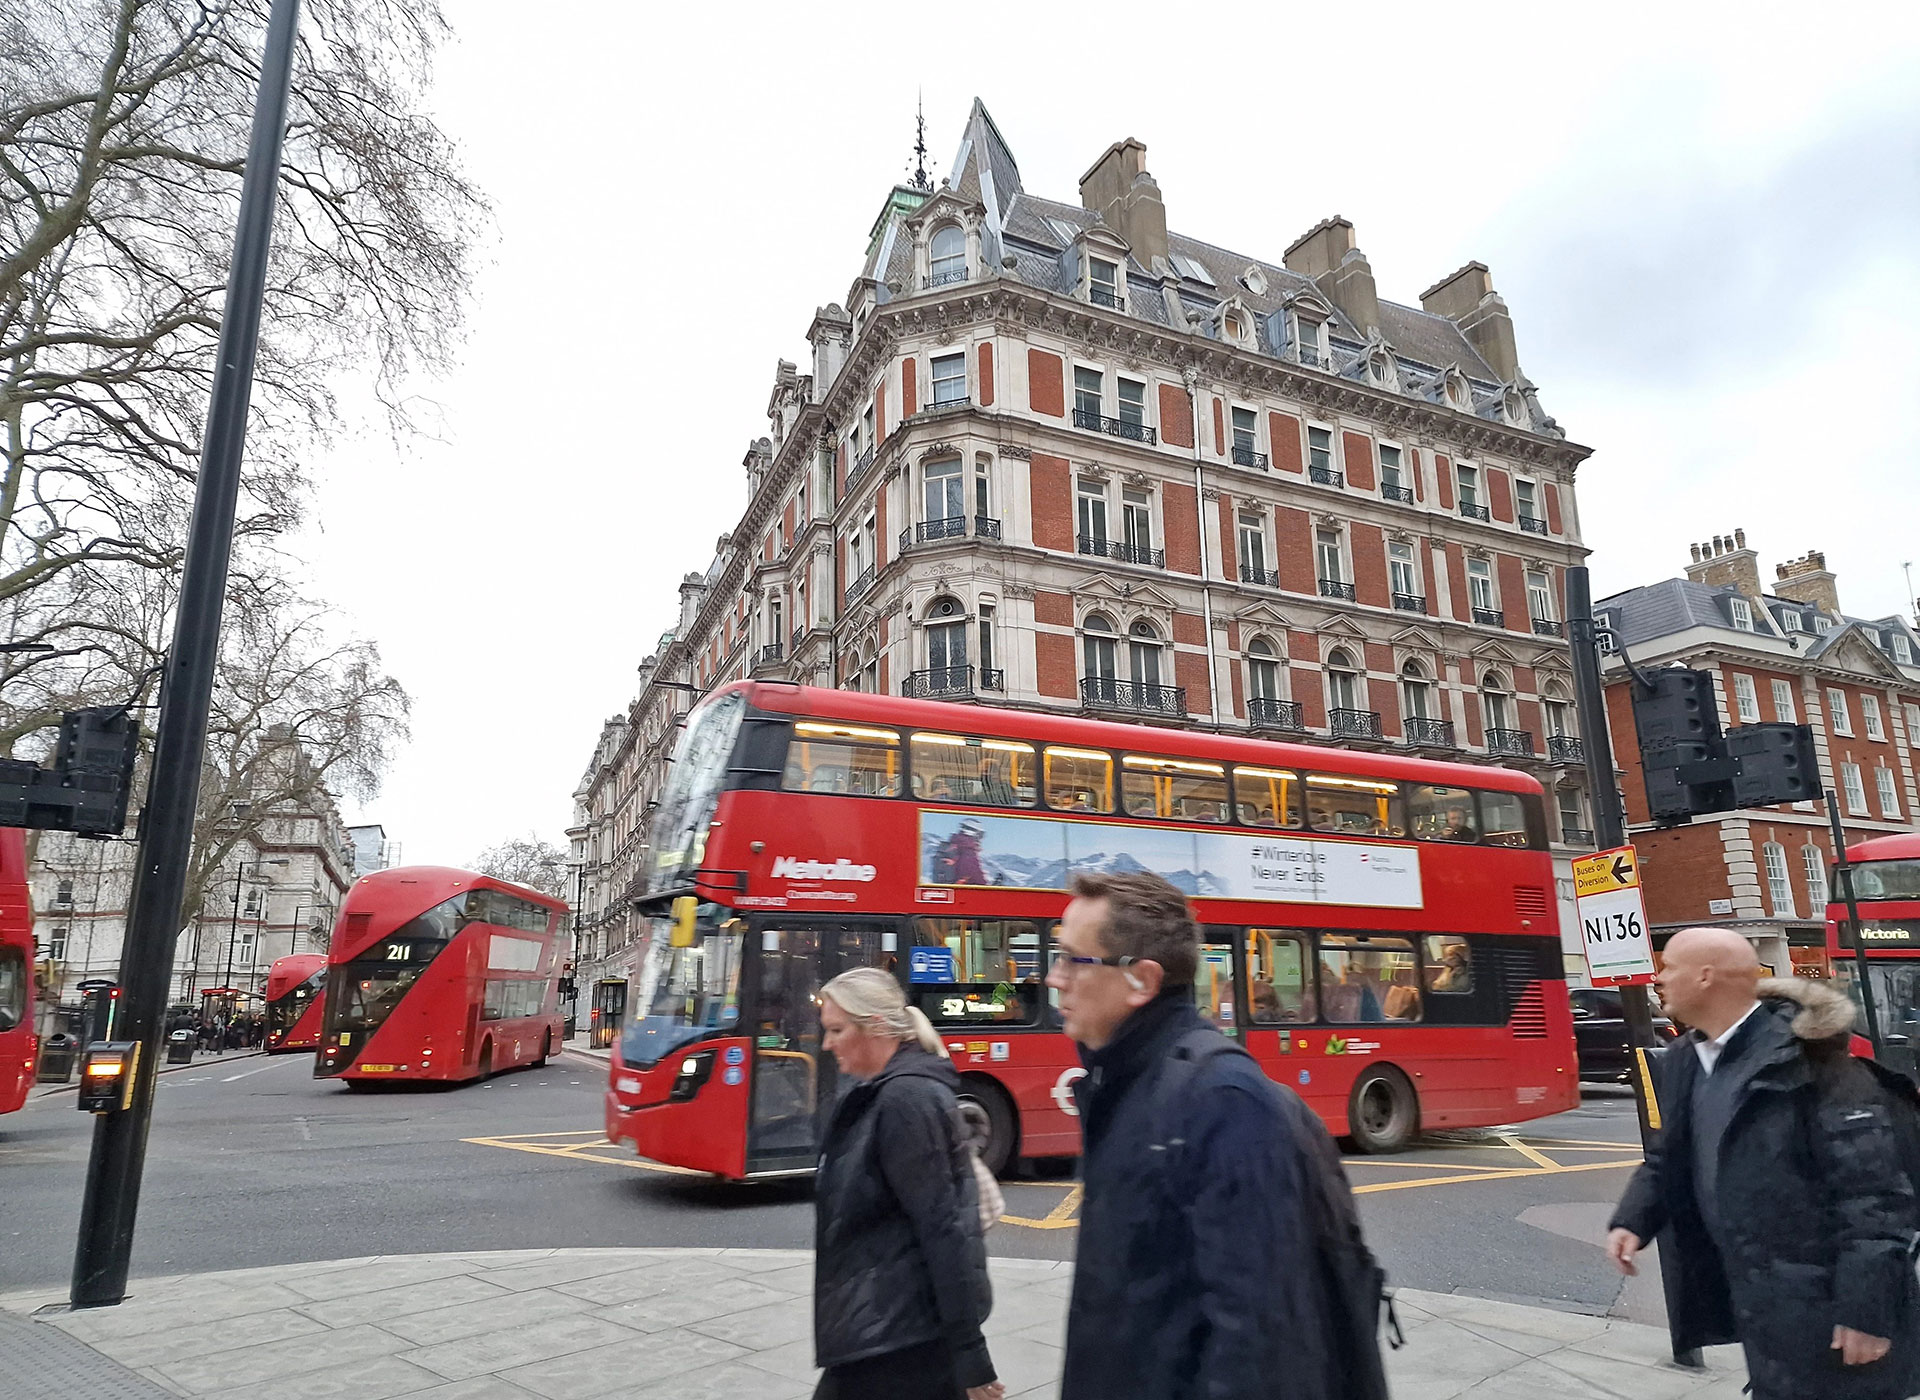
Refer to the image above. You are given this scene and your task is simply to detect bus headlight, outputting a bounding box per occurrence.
[669,1050,716,1103]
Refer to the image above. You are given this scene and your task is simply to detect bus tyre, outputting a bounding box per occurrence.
[959,1077,1017,1179]
[1344,1066,1418,1154]
[533,1031,551,1068]
[476,1040,493,1081]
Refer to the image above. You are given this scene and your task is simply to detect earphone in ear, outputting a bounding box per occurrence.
[1123,972,1146,992]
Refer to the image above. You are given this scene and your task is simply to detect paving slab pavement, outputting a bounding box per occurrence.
[0,1246,1743,1399]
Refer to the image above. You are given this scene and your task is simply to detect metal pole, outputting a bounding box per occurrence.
[70,0,302,1309]
[221,863,246,1039]
[1828,793,1883,1055]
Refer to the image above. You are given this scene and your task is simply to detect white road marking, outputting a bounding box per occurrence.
[221,1061,283,1082]
[293,1116,312,1141]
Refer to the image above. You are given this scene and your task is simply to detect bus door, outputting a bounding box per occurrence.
[744,916,898,1174]
[590,979,626,1050]
[1239,928,1313,1099]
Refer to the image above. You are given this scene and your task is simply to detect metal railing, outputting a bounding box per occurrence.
[1078,534,1164,568]
[1319,578,1357,601]
[1089,285,1124,311]
[1240,565,1280,588]
[1231,443,1269,469]
[791,626,807,652]
[1486,727,1534,757]
[917,516,967,542]
[756,643,784,666]
[1309,465,1344,488]
[847,446,876,489]
[981,668,1004,692]
[844,562,876,605]
[928,267,969,288]
[1547,734,1586,763]
[1248,697,1304,731]
[1297,344,1322,368]
[1532,617,1564,638]
[1330,708,1383,740]
[1391,592,1427,613]
[1518,514,1549,535]
[1471,606,1505,627]
[1404,716,1456,748]
[1081,677,1185,717]
[1072,406,1157,444]
[1381,483,1415,504]
[930,391,970,410]
[1561,826,1595,846]
[1459,500,1491,521]
[975,515,1001,540]
[903,666,974,699]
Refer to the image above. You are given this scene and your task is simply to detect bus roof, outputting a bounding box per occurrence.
[1847,832,1920,863]
[0,828,29,955]
[714,682,1546,795]
[344,866,569,915]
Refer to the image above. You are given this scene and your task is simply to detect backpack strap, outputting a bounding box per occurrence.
[1147,1026,1247,1166]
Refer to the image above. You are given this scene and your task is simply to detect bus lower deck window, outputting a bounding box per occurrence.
[1319,936,1421,1022]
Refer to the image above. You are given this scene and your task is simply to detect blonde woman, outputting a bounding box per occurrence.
[812,967,1002,1400]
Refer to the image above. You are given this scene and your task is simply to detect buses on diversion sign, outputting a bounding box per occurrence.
[602,682,1580,1179]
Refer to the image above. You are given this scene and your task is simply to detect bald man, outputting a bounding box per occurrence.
[1607,929,1920,1399]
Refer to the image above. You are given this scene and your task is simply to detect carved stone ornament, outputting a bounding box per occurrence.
[1123,470,1151,489]
[1079,462,1112,482]
[919,442,959,461]
[1201,487,1222,502]
[1004,582,1036,600]
[999,443,1033,460]
[1464,544,1491,561]
[1314,512,1343,530]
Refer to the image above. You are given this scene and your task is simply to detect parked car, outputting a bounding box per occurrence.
[1569,986,1680,1082]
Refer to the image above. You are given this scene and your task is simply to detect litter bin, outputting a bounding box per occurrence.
[37,1032,76,1084]
[166,1029,195,1065]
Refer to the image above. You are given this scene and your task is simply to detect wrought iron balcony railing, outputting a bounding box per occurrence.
[974,515,1001,540]
[1072,406,1157,445]
[847,446,876,489]
[1297,344,1323,368]
[1518,514,1549,535]
[844,562,876,605]
[1561,826,1595,846]
[1309,465,1344,488]
[1240,564,1279,588]
[1248,697,1305,732]
[1078,534,1164,568]
[1391,592,1426,613]
[903,666,974,699]
[1319,578,1357,601]
[1532,617,1564,638]
[1403,716,1456,748]
[1547,734,1586,763]
[918,516,967,542]
[1231,443,1269,469]
[791,626,807,652]
[981,668,1005,692]
[1486,727,1535,757]
[1459,500,1491,521]
[1471,606,1505,627]
[1088,285,1124,311]
[928,267,969,288]
[1330,708,1383,740]
[1381,483,1415,504]
[1081,676,1185,717]
[756,643,784,667]
[930,392,969,410]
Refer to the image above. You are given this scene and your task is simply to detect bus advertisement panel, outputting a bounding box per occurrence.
[315,868,566,1086]
[1828,832,1920,1080]
[265,954,328,1052]
[0,828,36,1115]
[603,684,1578,1180]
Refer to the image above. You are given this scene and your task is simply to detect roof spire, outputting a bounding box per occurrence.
[909,91,932,191]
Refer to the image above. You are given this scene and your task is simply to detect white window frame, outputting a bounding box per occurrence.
[1877,766,1901,819]
[1829,688,1853,736]
[1237,513,1268,579]
[1230,404,1258,458]
[1388,541,1419,600]
[1306,423,1335,476]
[1076,479,1109,544]
[1073,364,1105,422]
[1894,633,1914,665]
[1526,570,1555,623]
[1116,376,1147,428]
[1842,762,1868,814]
[1087,256,1121,309]
[1455,461,1480,509]
[1762,842,1794,918]
[1294,314,1324,367]
[1804,845,1829,911]
[1121,485,1154,556]
[1314,527,1345,586]
[1908,703,1920,744]
[1732,673,1760,723]
[1772,679,1798,724]
[930,351,967,406]
[1467,558,1496,613]
[929,224,967,284]
[1246,638,1282,701]
[1780,610,1803,633]
[1729,596,1754,632]
[1815,615,1834,634]
[1515,477,1539,524]
[1863,694,1886,741]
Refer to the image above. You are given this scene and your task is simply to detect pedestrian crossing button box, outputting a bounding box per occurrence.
[77,1041,139,1113]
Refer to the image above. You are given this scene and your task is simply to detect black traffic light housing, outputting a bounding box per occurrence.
[1727,722,1822,808]
[1631,668,1821,823]
[76,1042,140,1114]
[0,707,140,837]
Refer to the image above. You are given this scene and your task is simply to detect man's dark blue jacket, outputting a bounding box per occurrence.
[1063,993,1334,1400]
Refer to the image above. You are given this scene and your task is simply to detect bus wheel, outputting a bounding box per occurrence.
[958,1077,1017,1178]
[476,1040,493,1081]
[1344,1066,1419,1153]
[533,1031,551,1068]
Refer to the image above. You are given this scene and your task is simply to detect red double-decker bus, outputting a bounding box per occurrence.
[315,867,566,1086]
[604,683,1578,1180]
[1827,832,1920,1081]
[0,828,37,1115]
[265,954,328,1052]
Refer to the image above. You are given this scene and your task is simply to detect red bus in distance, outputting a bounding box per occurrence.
[265,954,327,1052]
[315,867,566,1086]
[1828,832,1920,1081]
[0,828,37,1115]
[604,683,1579,1180]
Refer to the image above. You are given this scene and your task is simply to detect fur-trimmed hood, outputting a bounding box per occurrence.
[1757,975,1858,1042]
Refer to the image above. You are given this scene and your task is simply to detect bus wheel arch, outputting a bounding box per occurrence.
[476,1038,493,1080]
[1342,1063,1419,1154]
[533,1030,551,1068]
[957,1074,1018,1178]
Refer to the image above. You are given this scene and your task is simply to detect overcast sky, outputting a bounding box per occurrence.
[293,0,1920,867]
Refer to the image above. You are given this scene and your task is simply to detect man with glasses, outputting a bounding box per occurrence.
[1047,871,1340,1400]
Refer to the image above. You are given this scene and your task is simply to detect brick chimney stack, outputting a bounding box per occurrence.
[1683,529,1762,599]
[1774,550,1840,616]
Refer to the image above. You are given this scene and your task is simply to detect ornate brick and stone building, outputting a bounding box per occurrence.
[1599,533,1920,973]
[572,101,1598,999]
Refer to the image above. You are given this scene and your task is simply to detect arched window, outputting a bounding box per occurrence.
[1128,620,1162,689]
[1082,614,1117,685]
[930,225,966,285]
[1401,662,1434,721]
[1247,638,1281,702]
[1541,682,1573,739]
[1369,353,1394,387]
[1481,672,1512,733]
[1326,648,1361,714]
[926,596,968,683]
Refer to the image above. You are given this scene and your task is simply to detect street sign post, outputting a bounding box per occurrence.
[1574,845,1655,986]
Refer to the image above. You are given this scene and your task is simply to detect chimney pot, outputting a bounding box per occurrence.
[1734,528,1746,549]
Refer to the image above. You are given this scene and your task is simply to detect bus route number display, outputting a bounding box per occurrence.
[1574,845,1655,986]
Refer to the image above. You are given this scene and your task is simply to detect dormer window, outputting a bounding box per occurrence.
[1445,373,1469,409]
[1368,353,1395,388]
[1240,265,1267,295]
[1502,390,1528,427]
[1294,315,1324,368]
[1892,633,1913,665]
[1729,597,1754,631]
[1089,257,1121,310]
[1223,311,1243,342]
[930,225,966,287]
[1815,614,1834,634]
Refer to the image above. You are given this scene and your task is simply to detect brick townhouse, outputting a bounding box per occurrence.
[571,100,1599,1001]
[1598,533,1920,975]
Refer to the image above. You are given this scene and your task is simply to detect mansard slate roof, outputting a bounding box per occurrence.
[902,99,1530,423]
[1598,577,1920,671]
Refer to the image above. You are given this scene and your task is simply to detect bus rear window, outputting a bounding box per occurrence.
[1305,775,1404,837]
[783,721,901,797]
[1122,755,1228,823]
[911,733,1035,807]
[1479,790,1530,847]
[1044,746,1114,813]
[1407,785,1478,843]
[1234,767,1302,829]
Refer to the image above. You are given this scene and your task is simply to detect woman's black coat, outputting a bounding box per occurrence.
[813,1045,994,1389]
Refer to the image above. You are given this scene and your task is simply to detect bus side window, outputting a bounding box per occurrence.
[782,722,901,797]
[910,732,1036,808]
[1478,790,1529,848]
[1122,755,1229,823]
[1422,935,1473,993]
[1246,929,1311,1023]
[1044,746,1115,813]
[1193,942,1236,1032]
[1407,785,1478,843]
[1318,935,1421,1022]
[1305,775,1405,837]
[1233,767,1302,829]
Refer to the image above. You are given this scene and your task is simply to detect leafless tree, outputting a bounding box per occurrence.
[470,835,569,899]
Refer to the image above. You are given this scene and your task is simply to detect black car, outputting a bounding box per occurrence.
[1569,986,1680,1082]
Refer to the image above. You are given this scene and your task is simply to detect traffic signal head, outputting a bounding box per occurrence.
[1728,723,1821,807]
[1631,668,1723,748]
[77,1041,139,1113]
[0,707,140,836]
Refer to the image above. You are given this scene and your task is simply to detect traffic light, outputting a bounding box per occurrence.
[1728,723,1821,807]
[0,706,140,836]
[1632,669,1731,822]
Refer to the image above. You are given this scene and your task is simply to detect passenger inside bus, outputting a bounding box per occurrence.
[1305,776,1404,837]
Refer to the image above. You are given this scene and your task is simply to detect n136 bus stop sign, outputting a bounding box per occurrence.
[1574,845,1655,986]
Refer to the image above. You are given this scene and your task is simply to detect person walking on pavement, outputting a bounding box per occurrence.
[812,967,1002,1400]
[1048,871,1339,1400]
[1607,926,1920,1399]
